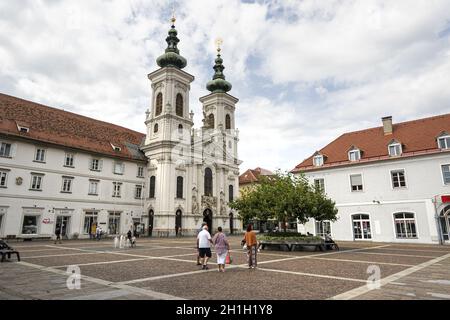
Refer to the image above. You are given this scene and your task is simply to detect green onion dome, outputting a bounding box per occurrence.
[206,51,232,93]
[156,18,187,69]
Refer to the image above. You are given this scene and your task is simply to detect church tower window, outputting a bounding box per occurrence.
[178,124,183,134]
[208,114,215,129]
[225,114,231,130]
[176,94,183,117]
[176,176,183,199]
[155,93,163,116]
[149,176,156,198]
[154,123,159,133]
[204,168,213,196]
[229,184,234,202]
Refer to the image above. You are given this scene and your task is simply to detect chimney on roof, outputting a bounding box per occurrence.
[382,116,393,135]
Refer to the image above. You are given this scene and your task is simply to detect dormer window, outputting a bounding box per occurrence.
[16,121,30,133]
[388,141,402,157]
[313,155,324,167]
[438,134,450,150]
[348,148,361,161]
[111,143,121,152]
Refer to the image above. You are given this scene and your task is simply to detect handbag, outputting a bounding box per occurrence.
[225,252,232,264]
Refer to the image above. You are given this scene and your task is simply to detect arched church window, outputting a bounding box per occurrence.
[204,168,213,196]
[149,176,156,198]
[229,185,234,202]
[154,123,158,133]
[178,124,183,134]
[208,114,215,129]
[155,93,163,116]
[176,176,183,199]
[176,94,183,117]
[225,114,231,130]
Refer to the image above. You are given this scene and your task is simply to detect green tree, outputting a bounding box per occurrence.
[230,171,338,231]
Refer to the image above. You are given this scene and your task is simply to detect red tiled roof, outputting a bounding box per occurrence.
[239,167,274,185]
[292,113,450,173]
[0,93,146,162]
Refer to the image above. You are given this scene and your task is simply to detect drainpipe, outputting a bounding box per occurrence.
[433,195,444,245]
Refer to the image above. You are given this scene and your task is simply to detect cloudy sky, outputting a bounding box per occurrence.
[1,0,450,172]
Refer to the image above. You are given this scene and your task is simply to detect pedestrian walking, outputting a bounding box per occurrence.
[197,224,213,270]
[242,224,258,269]
[196,223,206,265]
[54,227,62,244]
[212,227,230,272]
[96,226,102,241]
[90,222,97,240]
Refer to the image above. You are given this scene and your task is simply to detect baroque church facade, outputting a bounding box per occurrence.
[141,18,242,236]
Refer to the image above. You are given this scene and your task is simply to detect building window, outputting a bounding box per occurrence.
[176,94,183,117]
[155,93,163,116]
[137,166,144,178]
[350,174,363,192]
[90,158,102,171]
[114,162,124,175]
[0,170,8,187]
[35,148,46,162]
[438,135,450,149]
[176,176,183,199]
[64,153,74,167]
[0,142,12,157]
[61,176,74,193]
[394,213,417,239]
[83,211,98,234]
[391,170,406,188]
[149,176,156,198]
[22,215,38,235]
[348,149,361,161]
[388,143,402,156]
[208,114,215,129]
[88,180,99,195]
[225,114,231,130]
[314,178,325,192]
[229,185,234,202]
[135,185,143,199]
[154,123,159,133]
[108,212,121,235]
[204,168,213,196]
[352,214,372,240]
[442,164,450,185]
[30,174,43,191]
[313,155,324,167]
[315,220,331,237]
[112,182,122,197]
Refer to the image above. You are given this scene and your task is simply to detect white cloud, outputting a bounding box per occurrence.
[0,0,450,173]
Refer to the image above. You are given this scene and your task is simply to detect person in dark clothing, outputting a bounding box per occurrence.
[54,228,62,244]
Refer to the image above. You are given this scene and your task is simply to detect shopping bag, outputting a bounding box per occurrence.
[225,253,232,264]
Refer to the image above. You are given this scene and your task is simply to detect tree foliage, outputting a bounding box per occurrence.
[230,171,338,227]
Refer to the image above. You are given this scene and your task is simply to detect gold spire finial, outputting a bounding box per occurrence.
[170,4,176,25]
[215,38,223,53]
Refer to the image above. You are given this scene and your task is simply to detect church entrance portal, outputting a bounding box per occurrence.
[203,209,213,233]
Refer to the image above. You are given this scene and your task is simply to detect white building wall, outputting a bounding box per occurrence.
[0,139,146,239]
[298,153,450,244]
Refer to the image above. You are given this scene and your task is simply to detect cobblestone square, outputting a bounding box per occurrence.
[1,237,450,300]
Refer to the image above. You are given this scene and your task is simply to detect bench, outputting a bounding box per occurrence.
[0,240,20,262]
[157,231,170,237]
[258,240,326,252]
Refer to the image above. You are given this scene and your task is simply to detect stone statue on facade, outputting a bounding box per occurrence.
[220,191,226,215]
[192,186,199,214]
